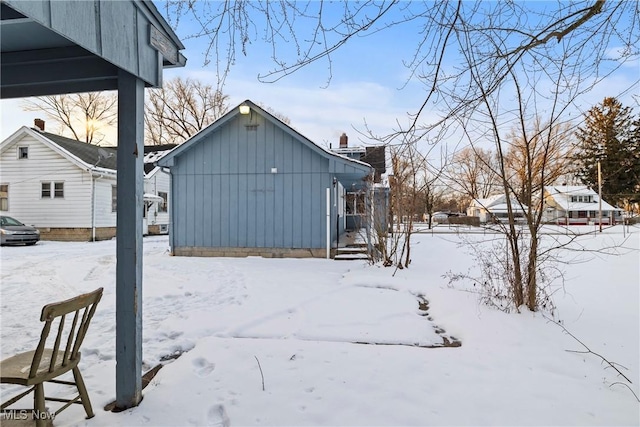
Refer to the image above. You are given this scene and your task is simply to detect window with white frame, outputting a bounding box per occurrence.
[570,195,593,203]
[41,182,51,198]
[18,146,28,159]
[158,191,168,213]
[54,182,64,198]
[0,184,8,211]
[345,192,366,215]
[41,181,64,198]
[112,185,117,212]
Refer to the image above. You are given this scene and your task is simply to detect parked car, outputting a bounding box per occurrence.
[0,216,40,246]
[430,212,450,223]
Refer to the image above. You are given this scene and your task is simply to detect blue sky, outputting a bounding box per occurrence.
[1,2,638,149]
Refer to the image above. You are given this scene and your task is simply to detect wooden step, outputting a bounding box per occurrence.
[334,253,370,261]
[334,245,370,260]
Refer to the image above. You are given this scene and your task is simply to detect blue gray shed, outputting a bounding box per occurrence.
[158,100,373,258]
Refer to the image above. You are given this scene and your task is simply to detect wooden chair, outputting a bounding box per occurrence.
[1,288,103,426]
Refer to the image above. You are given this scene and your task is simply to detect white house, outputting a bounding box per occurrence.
[543,185,623,225]
[143,145,175,235]
[0,122,173,241]
[467,194,528,224]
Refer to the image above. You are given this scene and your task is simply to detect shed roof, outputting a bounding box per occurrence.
[158,99,373,178]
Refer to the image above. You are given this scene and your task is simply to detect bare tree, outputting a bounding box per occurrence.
[504,118,574,203]
[145,77,229,145]
[258,103,291,125]
[22,92,117,144]
[387,145,423,269]
[444,15,600,311]
[381,139,447,267]
[164,2,637,127]
[445,146,500,200]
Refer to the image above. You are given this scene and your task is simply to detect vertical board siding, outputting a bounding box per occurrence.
[100,1,137,76]
[172,114,335,250]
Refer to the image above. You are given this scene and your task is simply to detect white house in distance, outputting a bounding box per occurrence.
[543,185,623,225]
[0,120,172,241]
[467,194,527,224]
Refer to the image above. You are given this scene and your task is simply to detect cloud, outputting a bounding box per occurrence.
[177,67,428,147]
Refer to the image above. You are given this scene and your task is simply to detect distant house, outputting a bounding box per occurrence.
[0,121,173,241]
[467,194,527,224]
[330,133,389,232]
[543,185,622,225]
[143,144,176,235]
[157,100,373,258]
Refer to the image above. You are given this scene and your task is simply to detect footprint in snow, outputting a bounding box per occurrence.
[193,357,216,377]
[206,404,230,427]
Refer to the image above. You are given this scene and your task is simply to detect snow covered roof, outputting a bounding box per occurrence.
[143,144,177,174]
[470,194,527,213]
[544,186,621,211]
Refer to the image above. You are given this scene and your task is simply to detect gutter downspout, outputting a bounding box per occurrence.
[91,171,95,242]
[159,166,173,254]
[326,188,331,259]
[90,169,105,242]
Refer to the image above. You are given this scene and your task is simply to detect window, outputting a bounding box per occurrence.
[41,182,51,198]
[345,192,366,215]
[158,191,168,213]
[570,195,593,203]
[54,182,64,198]
[112,186,117,212]
[0,184,8,211]
[41,182,64,198]
[18,146,28,159]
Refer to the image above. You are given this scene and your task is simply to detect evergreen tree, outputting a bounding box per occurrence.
[575,97,639,208]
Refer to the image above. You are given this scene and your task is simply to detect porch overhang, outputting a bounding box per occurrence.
[1,0,186,98]
[1,0,185,411]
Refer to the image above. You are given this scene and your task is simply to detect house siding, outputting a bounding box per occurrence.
[0,133,94,228]
[144,168,170,232]
[93,177,118,227]
[170,114,332,251]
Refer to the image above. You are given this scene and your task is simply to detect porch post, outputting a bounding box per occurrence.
[115,69,144,409]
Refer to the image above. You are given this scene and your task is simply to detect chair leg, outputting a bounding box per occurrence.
[34,383,47,427]
[73,366,94,419]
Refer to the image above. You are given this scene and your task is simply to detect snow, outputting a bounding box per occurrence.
[1,227,639,426]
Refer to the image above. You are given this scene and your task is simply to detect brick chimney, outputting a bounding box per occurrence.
[339,132,348,148]
[34,118,45,132]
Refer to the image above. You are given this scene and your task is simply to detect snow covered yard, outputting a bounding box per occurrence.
[1,228,638,426]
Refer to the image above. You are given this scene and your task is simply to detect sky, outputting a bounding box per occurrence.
[1,227,638,426]
[1,2,638,151]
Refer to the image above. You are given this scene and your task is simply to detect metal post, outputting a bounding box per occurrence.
[115,70,144,409]
[598,160,602,233]
[326,188,330,259]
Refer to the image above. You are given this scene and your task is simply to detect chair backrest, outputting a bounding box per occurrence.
[29,288,104,379]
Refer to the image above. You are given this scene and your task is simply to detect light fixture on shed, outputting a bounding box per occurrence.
[239,103,250,115]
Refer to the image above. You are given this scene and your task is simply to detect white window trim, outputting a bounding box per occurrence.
[18,146,29,159]
[0,183,8,211]
[41,181,65,199]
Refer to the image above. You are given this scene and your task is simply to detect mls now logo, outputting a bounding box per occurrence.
[1,409,55,421]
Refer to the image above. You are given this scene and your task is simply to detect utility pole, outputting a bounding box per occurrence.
[598,160,602,233]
